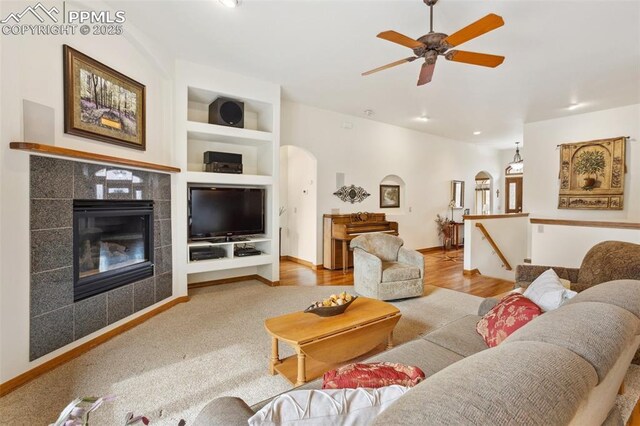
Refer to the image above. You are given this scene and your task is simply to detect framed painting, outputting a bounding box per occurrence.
[558,136,626,210]
[64,45,146,150]
[380,185,400,208]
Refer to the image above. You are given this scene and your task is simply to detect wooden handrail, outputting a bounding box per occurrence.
[474,223,512,271]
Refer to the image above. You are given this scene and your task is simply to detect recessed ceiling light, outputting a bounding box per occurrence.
[567,102,582,110]
[218,0,239,8]
[473,131,482,135]
[364,109,374,117]
[416,116,429,122]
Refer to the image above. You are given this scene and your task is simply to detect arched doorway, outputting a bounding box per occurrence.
[474,171,494,215]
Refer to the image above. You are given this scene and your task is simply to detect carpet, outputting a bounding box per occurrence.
[0,281,637,424]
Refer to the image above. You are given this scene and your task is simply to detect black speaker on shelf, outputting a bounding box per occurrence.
[209,97,244,128]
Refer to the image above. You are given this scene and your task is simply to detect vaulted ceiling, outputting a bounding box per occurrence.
[110,0,640,147]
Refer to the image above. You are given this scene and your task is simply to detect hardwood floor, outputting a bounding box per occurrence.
[279,249,514,298]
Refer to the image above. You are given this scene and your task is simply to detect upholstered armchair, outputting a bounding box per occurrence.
[350,233,424,300]
[515,241,640,292]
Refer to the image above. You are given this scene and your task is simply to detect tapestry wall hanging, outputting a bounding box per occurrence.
[558,136,626,210]
[333,185,370,204]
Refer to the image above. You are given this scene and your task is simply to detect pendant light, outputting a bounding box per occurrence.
[509,141,523,171]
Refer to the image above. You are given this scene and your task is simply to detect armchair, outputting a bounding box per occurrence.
[515,241,640,292]
[350,233,424,300]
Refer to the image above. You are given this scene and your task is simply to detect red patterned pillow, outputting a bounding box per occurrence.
[476,293,542,347]
[322,362,425,389]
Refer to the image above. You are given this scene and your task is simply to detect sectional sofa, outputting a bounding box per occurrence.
[195,279,640,425]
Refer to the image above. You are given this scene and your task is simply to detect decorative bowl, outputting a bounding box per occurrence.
[304,296,358,317]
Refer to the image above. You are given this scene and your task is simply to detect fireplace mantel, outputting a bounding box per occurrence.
[10,142,181,173]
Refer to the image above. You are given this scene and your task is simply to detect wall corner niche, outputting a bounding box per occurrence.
[379,174,406,214]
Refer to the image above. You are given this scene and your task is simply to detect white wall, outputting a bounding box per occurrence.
[524,104,639,220]
[279,148,289,255]
[531,224,640,267]
[495,147,523,213]
[0,1,175,383]
[280,146,317,263]
[463,216,529,281]
[281,101,503,264]
[523,104,640,262]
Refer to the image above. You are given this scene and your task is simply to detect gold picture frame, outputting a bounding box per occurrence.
[64,45,146,150]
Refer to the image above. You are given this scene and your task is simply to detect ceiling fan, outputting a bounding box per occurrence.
[362,0,505,86]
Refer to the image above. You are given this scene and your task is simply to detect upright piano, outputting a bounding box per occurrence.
[323,213,399,271]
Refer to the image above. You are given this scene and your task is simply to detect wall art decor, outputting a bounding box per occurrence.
[558,136,626,210]
[333,185,370,204]
[64,45,146,150]
[379,184,400,208]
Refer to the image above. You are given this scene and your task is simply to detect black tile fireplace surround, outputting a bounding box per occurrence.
[73,200,154,302]
[29,156,173,361]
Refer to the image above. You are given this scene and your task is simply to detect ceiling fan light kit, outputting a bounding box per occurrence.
[363,0,505,86]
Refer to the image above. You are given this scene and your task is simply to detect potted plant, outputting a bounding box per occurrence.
[573,150,605,190]
[435,214,451,249]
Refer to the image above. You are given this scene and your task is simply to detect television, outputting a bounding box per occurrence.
[189,187,265,240]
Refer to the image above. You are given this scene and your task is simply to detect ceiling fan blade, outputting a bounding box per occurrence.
[417,61,436,86]
[362,57,417,76]
[377,30,424,49]
[443,13,504,47]
[445,50,505,67]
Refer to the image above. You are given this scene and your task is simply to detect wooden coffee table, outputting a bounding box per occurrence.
[264,297,401,386]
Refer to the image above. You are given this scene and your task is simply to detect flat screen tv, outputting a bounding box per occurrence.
[189,187,265,240]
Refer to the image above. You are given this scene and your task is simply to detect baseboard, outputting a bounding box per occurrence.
[463,268,481,276]
[417,246,442,254]
[189,274,279,289]
[281,255,324,270]
[0,295,190,397]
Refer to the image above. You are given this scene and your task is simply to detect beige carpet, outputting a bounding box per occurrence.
[0,282,637,425]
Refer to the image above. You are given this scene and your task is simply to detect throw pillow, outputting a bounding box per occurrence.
[524,269,577,312]
[322,362,425,389]
[476,293,542,347]
[248,385,409,426]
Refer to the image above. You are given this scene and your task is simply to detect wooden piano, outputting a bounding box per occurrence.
[323,213,399,271]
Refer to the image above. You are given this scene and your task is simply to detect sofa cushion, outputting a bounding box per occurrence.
[249,385,408,426]
[476,294,542,347]
[577,241,640,288]
[322,362,425,389]
[381,261,420,282]
[565,279,640,319]
[365,339,464,377]
[504,301,640,383]
[250,339,463,412]
[373,341,598,426]
[423,315,488,357]
[351,233,403,262]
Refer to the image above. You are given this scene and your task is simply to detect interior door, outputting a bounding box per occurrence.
[505,176,523,213]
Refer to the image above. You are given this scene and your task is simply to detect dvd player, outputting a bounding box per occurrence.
[235,248,262,257]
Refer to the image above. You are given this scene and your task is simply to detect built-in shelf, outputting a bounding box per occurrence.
[186,253,273,274]
[186,171,273,186]
[10,142,181,173]
[187,121,272,146]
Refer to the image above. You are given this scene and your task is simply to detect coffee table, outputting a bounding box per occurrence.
[264,297,401,386]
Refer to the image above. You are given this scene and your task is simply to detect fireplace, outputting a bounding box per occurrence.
[73,200,154,301]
